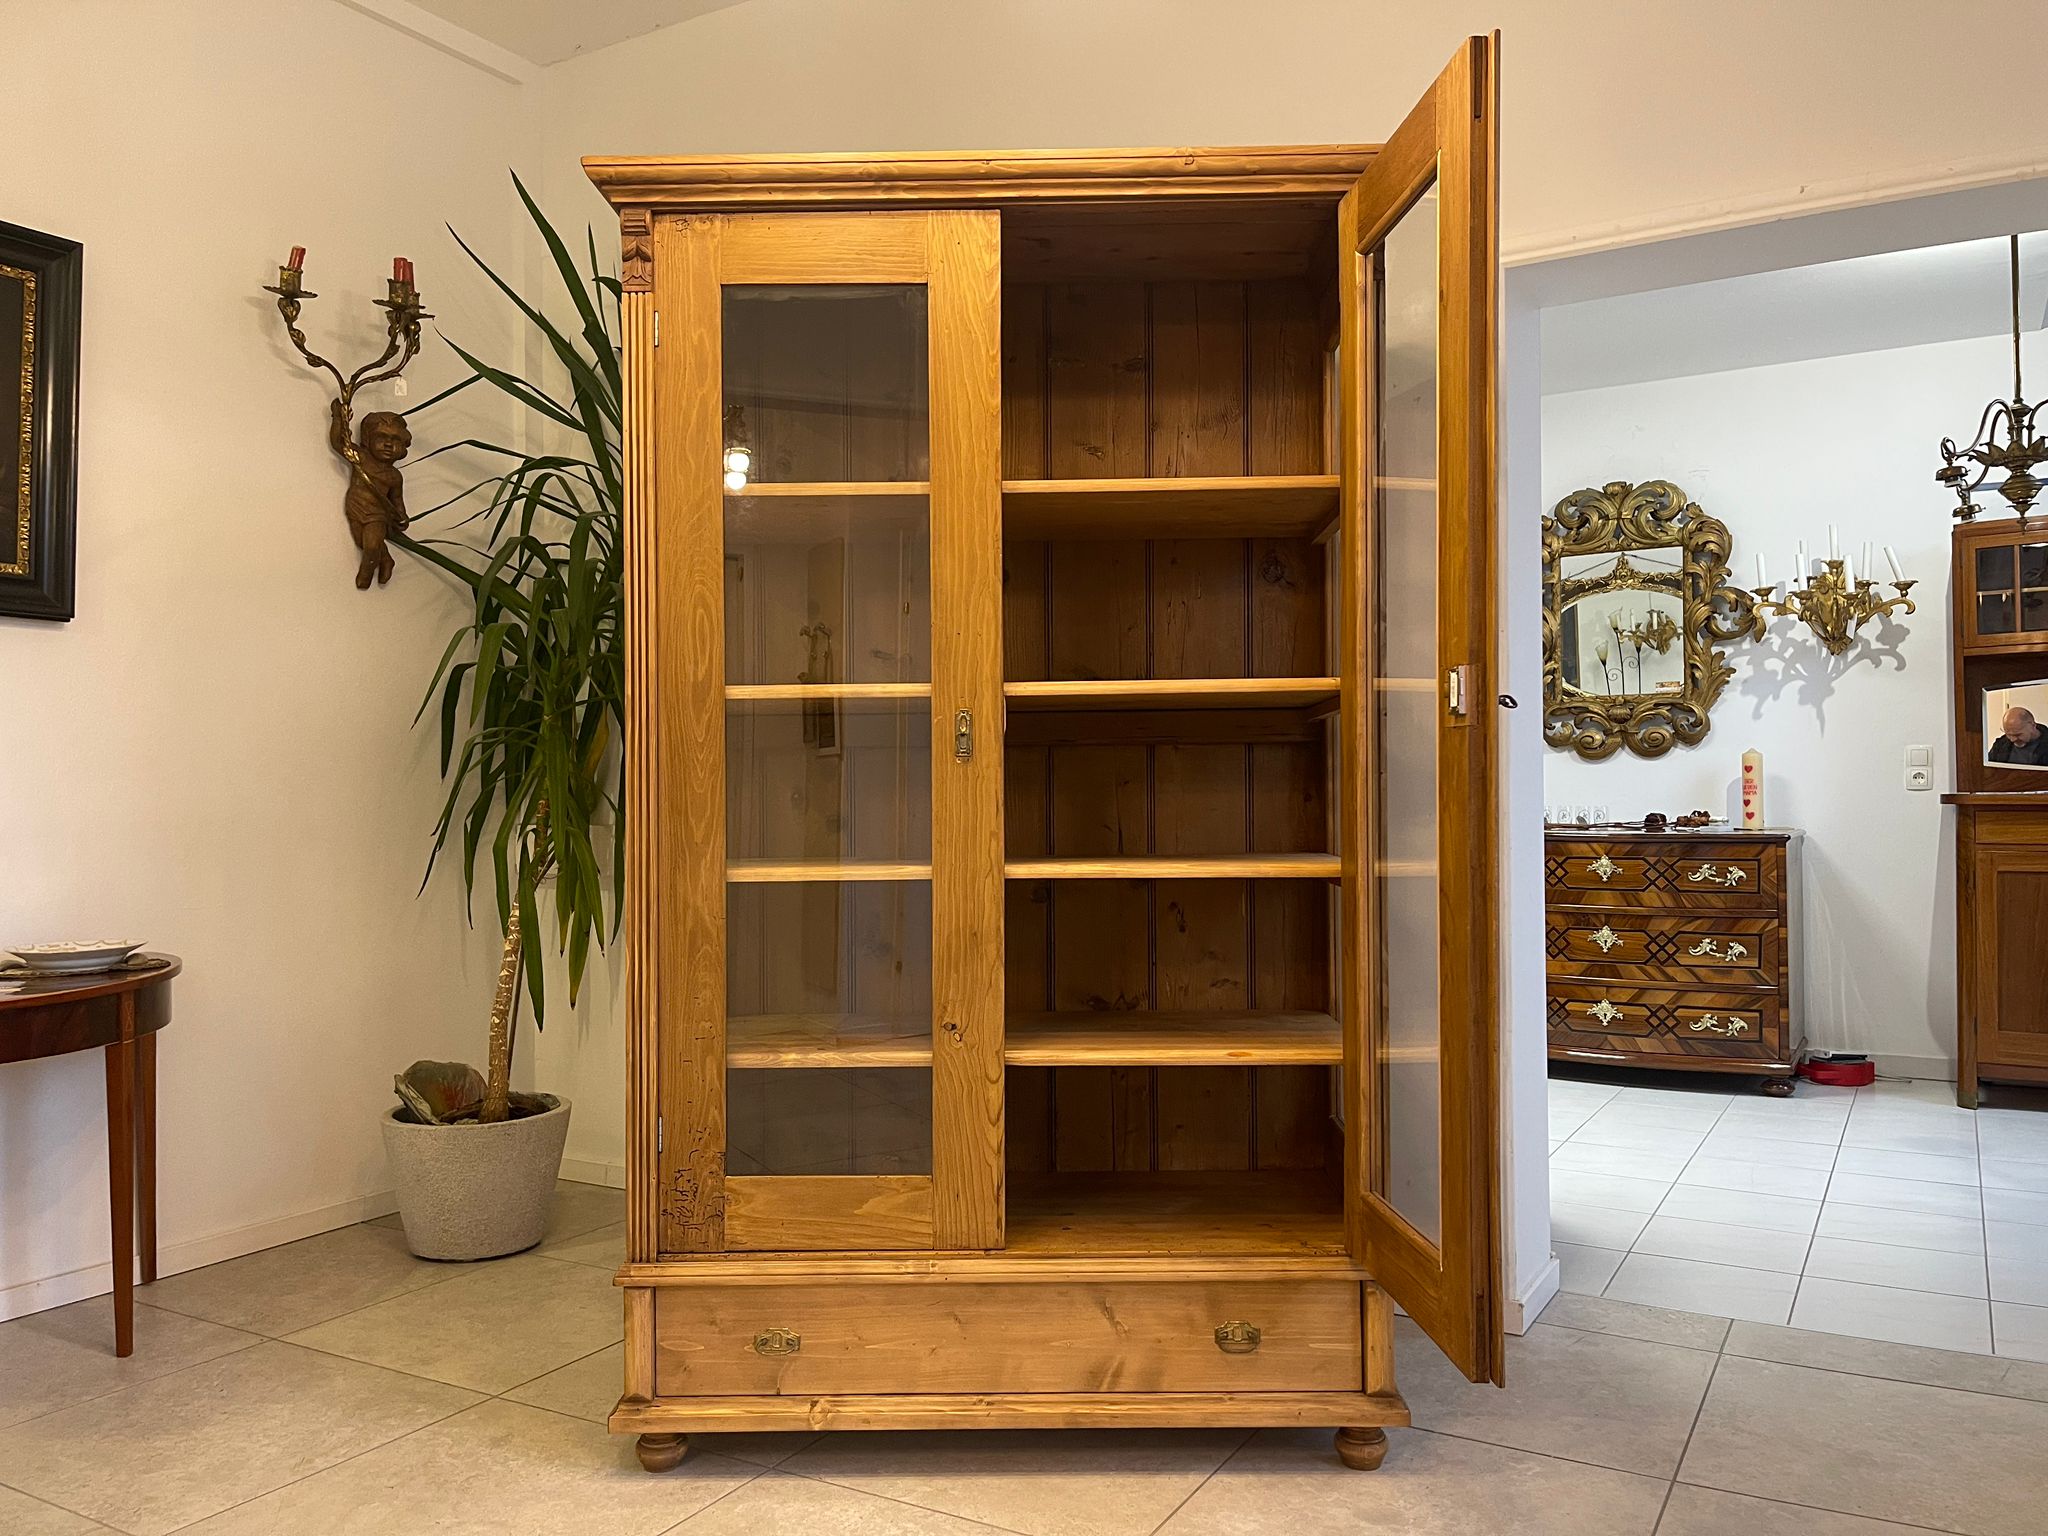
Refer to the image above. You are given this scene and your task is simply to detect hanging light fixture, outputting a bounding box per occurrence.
[1936,234,2047,526]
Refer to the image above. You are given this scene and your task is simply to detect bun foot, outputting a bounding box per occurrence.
[1758,1077,1796,1098]
[636,1433,688,1472]
[1335,1426,1388,1470]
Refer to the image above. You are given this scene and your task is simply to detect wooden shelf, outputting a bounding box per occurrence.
[1004,678,1338,712]
[1006,854,1339,881]
[731,481,930,497]
[1005,1172,1346,1257]
[1002,476,1339,540]
[728,860,931,883]
[724,485,930,543]
[1007,1011,1340,1065]
[727,1014,930,1067]
[727,683,930,711]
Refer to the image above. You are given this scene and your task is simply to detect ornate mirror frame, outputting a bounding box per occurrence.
[1542,480,1763,761]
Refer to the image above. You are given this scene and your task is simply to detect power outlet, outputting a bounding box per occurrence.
[1905,743,1933,792]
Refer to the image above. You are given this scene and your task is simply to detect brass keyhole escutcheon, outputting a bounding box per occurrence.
[752,1327,801,1357]
[1214,1320,1261,1354]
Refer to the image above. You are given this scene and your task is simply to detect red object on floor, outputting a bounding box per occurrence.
[1799,1057,1876,1087]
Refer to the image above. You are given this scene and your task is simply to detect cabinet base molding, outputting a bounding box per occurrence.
[611,1391,1408,1435]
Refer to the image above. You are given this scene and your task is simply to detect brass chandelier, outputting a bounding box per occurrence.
[1937,234,2047,526]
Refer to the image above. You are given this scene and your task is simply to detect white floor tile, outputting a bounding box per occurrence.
[1989,1255,2048,1307]
[1722,1095,1853,1122]
[1831,1145,1979,1186]
[1657,1184,1821,1235]
[1981,1159,2048,1193]
[1801,1235,1989,1298]
[1549,1079,1624,1110]
[1696,1131,1839,1170]
[1568,1121,1711,1156]
[1823,1171,1984,1219]
[1676,1158,1831,1201]
[1816,1203,1985,1256]
[1633,1216,1811,1274]
[1840,1123,1981,1158]
[1551,1201,1653,1250]
[1984,1187,2048,1226]
[1988,1220,2048,1261]
[1976,1112,2048,1164]
[1789,1276,1992,1354]
[1602,1253,1798,1326]
[1701,1114,1843,1147]
[1992,1300,2048,1362]
[1856,1079,1958,1106]
[1554,1242,1628,1296]
[1549,1167,1672,1215]
[1550,1140,1694,1181]
[1588,1097,1728,1130]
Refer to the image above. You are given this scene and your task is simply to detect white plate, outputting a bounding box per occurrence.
[7,940,148,974]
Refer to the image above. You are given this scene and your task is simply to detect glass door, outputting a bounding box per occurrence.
[653,211,1004,1253]
[1338,34,1505,1382]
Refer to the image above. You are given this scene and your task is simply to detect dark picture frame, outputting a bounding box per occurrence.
[1,218,81,621]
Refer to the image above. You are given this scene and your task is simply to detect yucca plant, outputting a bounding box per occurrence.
[393,172,624,1125]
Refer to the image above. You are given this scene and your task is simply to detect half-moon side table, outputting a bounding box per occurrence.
[0,955,180,1356]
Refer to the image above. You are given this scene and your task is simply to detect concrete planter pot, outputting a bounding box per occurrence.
[382,1096,571,1260]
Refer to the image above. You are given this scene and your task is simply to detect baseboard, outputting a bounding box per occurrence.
[558,1155,627,1190]
[1507,1255,1561,1336]
[1868,1054,1956,1083]
[0,1187,399,1325]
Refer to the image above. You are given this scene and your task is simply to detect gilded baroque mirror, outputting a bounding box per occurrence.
[1543,480,1762,760]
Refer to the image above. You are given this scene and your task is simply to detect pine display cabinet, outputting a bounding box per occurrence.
[587,35,1507,1473]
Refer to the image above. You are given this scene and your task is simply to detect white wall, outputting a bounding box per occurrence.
[0,0,537,1317]
[1540,326,2043,1076]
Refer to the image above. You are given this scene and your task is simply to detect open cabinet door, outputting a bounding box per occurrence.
[1338,33,1505,1384]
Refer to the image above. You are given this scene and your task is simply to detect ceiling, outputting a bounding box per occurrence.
[401,0,746,64]
[1542,233,2048,395]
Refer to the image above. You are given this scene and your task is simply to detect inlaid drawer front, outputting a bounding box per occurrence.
[1547,913,1776,984]
[1546,841,1779,908]
[654,1279,1363,1397]
[1546,985,1778,1056]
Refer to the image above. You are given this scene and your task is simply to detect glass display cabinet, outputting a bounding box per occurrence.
[589,34,1505,1473]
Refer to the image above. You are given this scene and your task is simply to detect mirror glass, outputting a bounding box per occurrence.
[1985,678,2048,770]
[1556,548,1686,698]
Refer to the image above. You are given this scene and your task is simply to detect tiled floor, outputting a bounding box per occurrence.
[5,1187,2048,1533]
[1550,1073,2048,1358]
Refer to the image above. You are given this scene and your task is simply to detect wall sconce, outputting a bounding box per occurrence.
[722,405,753,493]
[1749,527,1916,656]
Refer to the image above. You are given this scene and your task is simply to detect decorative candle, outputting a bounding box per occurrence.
[1741,748,1764,829]
[1756,552,1768,588]
[1862,542,1873,584]
[1829,524,1839,559]
[1884,544,1902,582]
[1796,541,1807,583]
[287,245,305,271]
[1843,552,1854,588]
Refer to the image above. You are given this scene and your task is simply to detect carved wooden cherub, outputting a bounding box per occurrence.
[329,399,411,589]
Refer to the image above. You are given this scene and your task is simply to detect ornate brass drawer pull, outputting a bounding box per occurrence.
[1582,999,1626,1027]
[1586,854,1621,882]
[1214,1320,1262,1354]
[1685,937,1750,961]
[1589,924,1625,953]
[1688,1015,1750,1037]
[1685,863,1747,886]
[752,1327,801,1357]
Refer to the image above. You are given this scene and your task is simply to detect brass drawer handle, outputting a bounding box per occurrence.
[1685,937,1750,961]
[1689,1014,1750,1037]
[1214,1320,1262,1354]
[752,1327,801,1357]
[1582,999,1626,1027]
[1685,863,1747,886]
[1589,924,1625,953]
[1586,854,1621,882]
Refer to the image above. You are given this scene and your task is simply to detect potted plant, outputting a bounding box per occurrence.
[379,174,624,1260]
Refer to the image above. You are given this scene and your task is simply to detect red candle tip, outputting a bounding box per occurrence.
[287,246,306,270]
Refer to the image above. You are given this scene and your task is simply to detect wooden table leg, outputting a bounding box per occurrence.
[137,1031,158,1285]
[104,1033,136,1358]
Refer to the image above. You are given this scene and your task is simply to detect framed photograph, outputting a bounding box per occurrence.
[1,218,81,621]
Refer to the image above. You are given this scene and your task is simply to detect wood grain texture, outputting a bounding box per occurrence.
[723,1176,934,1251]
[653,1279,1361,1395]
[1005,678,1338,710]
[611,1389,1406,1434]
[1006,1171,1344,1256]
[1008,1012,1341,1065]
[1009,854,1339,880]
[717,212,931,283]
[725,1013,931,1066]
[727,860,933,882]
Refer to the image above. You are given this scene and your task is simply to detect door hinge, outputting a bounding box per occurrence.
[652,311,660,347]
[656,1116,664,1154]
[1446,664,1470,718]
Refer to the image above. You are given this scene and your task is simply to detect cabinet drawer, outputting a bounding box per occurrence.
[1547,912,1777,985]
[1547,983,1779,1056]
[1546,840,1779,908]
[654,1279,1362,1397]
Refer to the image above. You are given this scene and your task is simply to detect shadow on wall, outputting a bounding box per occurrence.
[1734,612,1912,728]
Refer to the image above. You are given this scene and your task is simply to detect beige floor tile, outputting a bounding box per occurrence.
[1535,1291,1731,1352]
[284,1253,622,1394]
[1397,1318,1714,1477]
[0,1295,257,1429]
[783,1428,1245,1536]
[1658,1484,1952,1534]
[0,1484,108,1534]
[0,1341,477,1536]
[503,1342,625,1423]
[542,1181,629,1243]
[540,1221,626,1270]
[1156,1425,1668,1535]
[1555,1241,1627,1295]
[1679,1354,2048,1536]
[672,1471,1001,1535]
[180,1398,752,1535]
[1722,1320,2048,1403]
[138,1223,454,1336]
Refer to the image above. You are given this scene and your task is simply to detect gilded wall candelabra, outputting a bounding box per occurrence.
[1751,559,1916,656]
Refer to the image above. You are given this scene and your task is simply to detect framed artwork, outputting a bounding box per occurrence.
[1,219,81,621]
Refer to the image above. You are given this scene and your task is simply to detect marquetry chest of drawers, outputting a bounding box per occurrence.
[1545,829,1804,1091]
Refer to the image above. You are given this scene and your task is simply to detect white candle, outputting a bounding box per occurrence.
[1796,541,1807,582]
[1884,544,1902,581]
[1756,552,1768,588]
[1862,542,1873,582]
[1843,552,1853,587]
[1829,524,1840,559]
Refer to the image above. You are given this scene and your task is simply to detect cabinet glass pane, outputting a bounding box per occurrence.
[726,702,931,865]
[1374,187,1443,1248]
[2023,543,2048,632]
[722,285,929,484]
[1979,545,2017,635]
[728,1068,932,1175]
